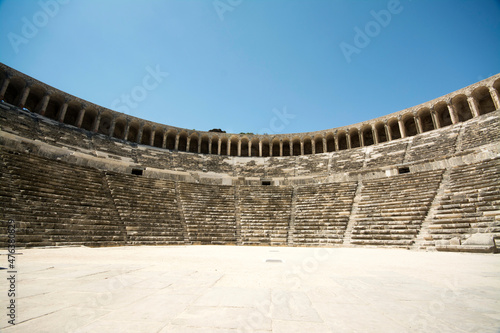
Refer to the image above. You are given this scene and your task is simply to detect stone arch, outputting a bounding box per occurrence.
[210,135,220,154]
[241,137,250,156]
[338,131,348,150]
[63,101,81,127]
[24,84,45,112]
[417,108,434,132]
[452,94,473,122]
[361,125,374,146]
[127,121,140,142]
[189,133,199,153]
[387,118,401,140]
[314,135,324,154]
[494,79,500,97]
[251,138,260,157]
[3,77,24,105]
[375,122,387,143]
[261,138,270,157]
[272,137,280,156]
[178,131,188,151]
[229,136,239,156]
[153,128,163,148]
[403,114,418,137]
[472,86,495,115]
[303,136,313,155]
[350,128,360,148]
[141,124,153,145]
[113,117,127,140]
[326,132,335,152]
[98,112,114,135]
[81,108,98,132]
[166,130,177,150]
[282,138,291,156]
[200,134,210,154]
[44,94,64,120]
[292,137,301,156]
[434,101,452,127]
[220,137,228,155]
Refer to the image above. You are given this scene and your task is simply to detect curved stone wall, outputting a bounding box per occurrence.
[1,63,499,157]
[1,64,499,253]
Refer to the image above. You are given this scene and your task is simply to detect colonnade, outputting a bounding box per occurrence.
[1,64,499,157]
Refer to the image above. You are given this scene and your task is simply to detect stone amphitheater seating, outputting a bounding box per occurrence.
[178,182,237,245]
[293,182,357,246]
[105,172,185,245]
[238,186,292,246]
[350,170,444,247]
[425,158,500,252]
[0,149,126,247]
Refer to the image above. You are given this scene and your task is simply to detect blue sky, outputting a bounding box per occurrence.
[0,0,499,135]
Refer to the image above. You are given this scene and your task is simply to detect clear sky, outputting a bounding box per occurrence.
[0,0,499,135]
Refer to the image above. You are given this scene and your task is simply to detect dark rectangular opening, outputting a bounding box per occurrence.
[398,167,410,174]
[131,168,143,176]
[261,181,272,186]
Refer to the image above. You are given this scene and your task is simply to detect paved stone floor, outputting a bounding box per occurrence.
[0,245,499,332]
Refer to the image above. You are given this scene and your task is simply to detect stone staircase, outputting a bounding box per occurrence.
[105,172,185,245]
[178,182,237,245]
[1,149,126,247]
[350,170,444,248]
[424,158,500,252]
[293,182,357,246]
[238,186,293,246]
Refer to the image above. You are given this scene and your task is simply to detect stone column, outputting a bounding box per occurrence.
[217,138,221,155]
[430,110,441,129]
[136,122,144,143]
[108,116,117,138]
[259,140,263,157]
[123,119,131,141]
[300,140,304,155]
[208,137,213,154]
[384,122,392,142]
[346,132,352,149]
[76,107,86,128]
[467,96,480,118]
[372,124,379,144]
[447,102,459,124]
[334,133,339,151]
[37,94,50,115]
[359,130,365,147]
[489,87,500,110]
[0,76,11,101]
[162,131,167,149]
[57,100,69,122]
[150,127,156,146]
[323,138,327,153]
[279,141,283,157]
[18,84,31,109]
[198,138,202,154]
[237,139,242,156]
[92,110,102,132]
[269,141,273,157]
[227,140,231,156]
[311,139,316,155]
[398,116,407,138]
[415,115,423,134]
[289,140,293,156]
[186,137,191,152]
[175,135,180,150]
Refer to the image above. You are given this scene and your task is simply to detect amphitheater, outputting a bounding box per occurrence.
[1,63,499,332]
